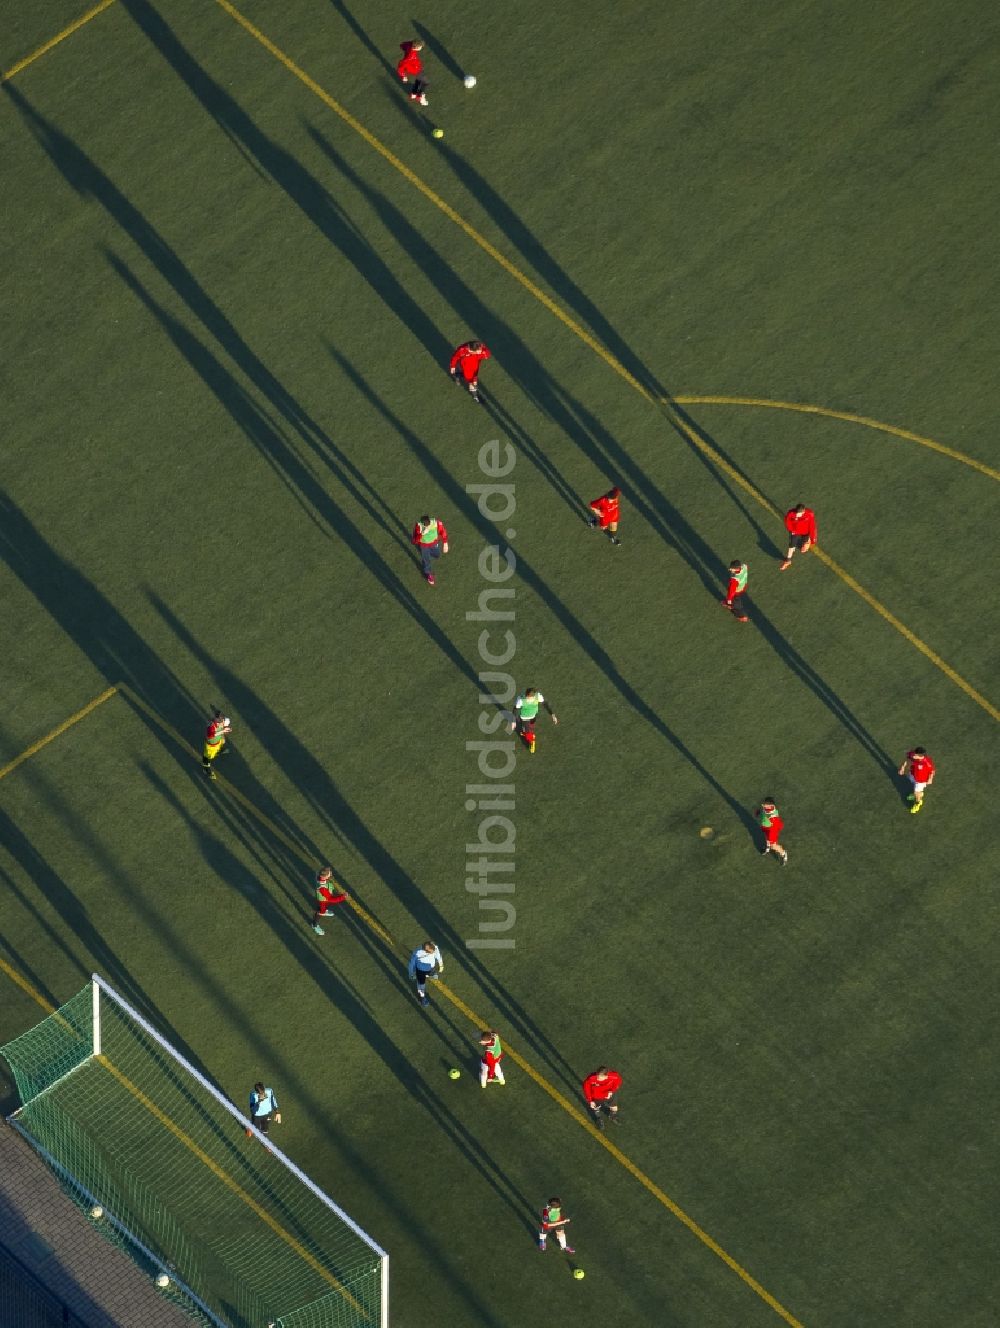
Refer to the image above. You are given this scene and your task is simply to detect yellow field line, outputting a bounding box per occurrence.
[212,0,643,391]
[1,686,802,1322]
[672,395,1000,483]
[0,0,118,83]
[658,408,1000,722]
[440,983,804,1326]
[96,1054,361,1310]
[214,0,997,728]
[0,957,56,1015]
[0,686,118,782]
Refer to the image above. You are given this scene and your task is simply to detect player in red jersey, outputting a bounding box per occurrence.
[780,503,818,570]
[722,559,750,622]
[582,1066,622,1128]
[898,747,935,814]
[449,340,491,402]
[588,486,622,546]
[411,514,449,586]
[202,709,232,780]
[537,1197,575,1254]
[478,1030,506,1086]
[396,40,428,105]
[755,798,788,865]
[311,867,348,936]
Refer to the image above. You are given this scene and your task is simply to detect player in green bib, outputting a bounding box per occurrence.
[538,1197,575,1254]
[722,559,749,622]
[509,687,558,754]
[479,1029,505,1086]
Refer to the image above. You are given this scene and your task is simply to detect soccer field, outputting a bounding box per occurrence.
[2,1,999,1324]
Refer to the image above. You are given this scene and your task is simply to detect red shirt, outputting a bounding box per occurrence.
[412,519,448,547]
[589,493,620,527]
[582,1070,622,1103]
[907,752,934,783]
[449,342,491,382]
[785,507,817,542]
[397,42,423,79]
[205,716,228,744]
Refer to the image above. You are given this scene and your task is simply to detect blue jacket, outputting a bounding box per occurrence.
[250,1086,279,1118]
[407,945,443,979]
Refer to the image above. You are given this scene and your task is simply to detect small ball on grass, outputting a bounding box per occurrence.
[448,1068,461,1080]
[89,1205,103,1219]
[573,1268,586,1280]
[155,1273,170,1288]
[431,127,444,139]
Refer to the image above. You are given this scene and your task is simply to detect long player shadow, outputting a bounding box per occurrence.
[138,762,539,1240]
[146,590,590,1100]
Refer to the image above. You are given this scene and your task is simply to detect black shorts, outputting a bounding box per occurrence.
[254,1112,272,1135]
[787,532,810,551]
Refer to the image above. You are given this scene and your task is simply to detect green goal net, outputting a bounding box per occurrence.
[1,978,388,1328]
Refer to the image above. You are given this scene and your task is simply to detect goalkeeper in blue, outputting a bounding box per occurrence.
[407,941,444,1007]
[246,1081,281,1137]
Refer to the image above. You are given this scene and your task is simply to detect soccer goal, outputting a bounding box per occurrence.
[1,976,388,1328]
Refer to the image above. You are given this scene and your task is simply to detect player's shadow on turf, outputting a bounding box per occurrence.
[106,257,483,701]
[480,395,585,518]
[6,26,416,567]
[315,112,724,600]
[411,22,466,82]
[325,342,762,859]
[667,399,784,558]
[328,0,397,78]
[142,765,537,1241]
[752,605,896,776]
[0,798,212,1086]
[0,523,501,1325]
[150,589,589,1098]
[431,109,668,404]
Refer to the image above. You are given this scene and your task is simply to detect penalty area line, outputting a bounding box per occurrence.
[0,686,119,783]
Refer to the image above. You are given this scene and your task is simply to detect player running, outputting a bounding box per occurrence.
[396,39,428,105]
[582,1066,622,1128]
[588,485,622,545]
[311,867,348,935]
[780,503,818,570]
[202,709,232,780]
[508,687,558,754]
[449,340,491,402]
[722,560,750,622]
[537,1198,575,1254]
[407,940,444,1006]
[412,514,449,586]
[479,1030,506,1087]
[755,798,788,865]
[898,747,935,814]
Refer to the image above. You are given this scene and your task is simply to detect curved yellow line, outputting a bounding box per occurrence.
[672,396,1000,483]
[214,0,996,730]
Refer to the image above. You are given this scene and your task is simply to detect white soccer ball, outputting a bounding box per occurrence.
[156,1273,170,1288]
[463,74,477,89]
[89,1205,103,1219]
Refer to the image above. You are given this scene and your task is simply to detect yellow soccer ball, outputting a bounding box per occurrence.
[432,128,444,139]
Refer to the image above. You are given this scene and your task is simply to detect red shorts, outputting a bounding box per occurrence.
[763,823,783,845]
[482,1052,503,1078]
[316,889,347,915]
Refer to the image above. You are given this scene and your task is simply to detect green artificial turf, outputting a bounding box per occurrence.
[1,0,999,1324]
